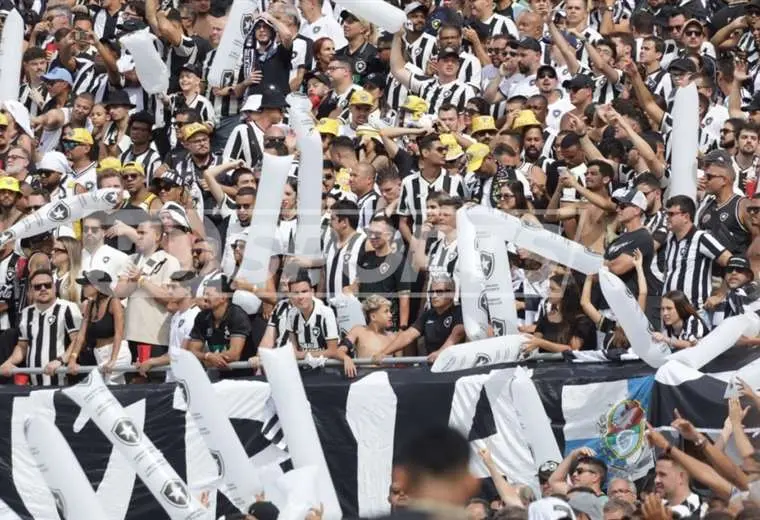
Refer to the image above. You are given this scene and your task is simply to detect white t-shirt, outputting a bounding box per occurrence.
[165,305,201,383]
[299,15,348,50]
[81,244,130,289]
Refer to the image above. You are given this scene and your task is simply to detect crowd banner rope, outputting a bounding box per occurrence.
[598,267,670,369]
[336,0,406,32]
[171,349,263,514]
[466,207,603,275]
[668,82,699,202]
[510,366,563,467]
[258,345,341,519]
[667,312,760,370]
[239,153,294,285]
[457,207,491,341]
[0,10,23,105]
[466,206,519,334]
[288,93,325,263]
[24,415,110,519]
[119,30,170,95]
[0,188,123,248]
[207,0,259,88]
[430,335,525,373]
[62,370,207,520]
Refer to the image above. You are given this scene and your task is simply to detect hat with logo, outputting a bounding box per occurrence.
[537,64,558,78]
[400,95,428,114]
[350,89,375,106]
[356,124,382,142]
[97,157,122,173]
[562,74,595,90]
[183,122,211,140]
[64,127,94,146]
[471,115,497,135]
[316,118,340,136]
[75,269,113,289]
[726,255,754,279]
[438,46,460,60]
[42,67,73,86]
[305,70,331,87]
[537,460,559,483]
[151,170,183,189]
[703,148,732,167]
[466,143,491,173]
[180,63,202,77]
[612,187,647,211]
[518,37,542,53]
[0,176,20,194]
[683,18,704,32]
[513,109,541,130]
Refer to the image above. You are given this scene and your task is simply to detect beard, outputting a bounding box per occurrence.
[518,62,529,74]
[720,138,734,149]
[525,146,541,160]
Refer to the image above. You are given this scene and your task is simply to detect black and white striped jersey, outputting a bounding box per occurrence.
[120,145,163,185]
[407,33,437,71]
[664,314,708,345]
[202,49,242,118]
[408,73,475,114]
[663,227,727,309]
[268,299,292,348]
[479,13,519,40]
[223,121,265,168]
[356,190,380,230]
[322,231,366,301]
[287,297,340,352]
[19,299,82,386]
[397,171,464,235]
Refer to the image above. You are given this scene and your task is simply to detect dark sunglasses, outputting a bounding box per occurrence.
[156,184,175,192]
[122,173,140,181]
[237,203,253,210]
[192,248,207,255]
[33,282,52,290]
[684,29,702,37]
[429,288,451,295]
[726,267,750,274]
[37,170,56,177]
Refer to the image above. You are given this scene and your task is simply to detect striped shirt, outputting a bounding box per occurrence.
[479,13,519,39]
[223,121,265,168]
[427,236,459,299]
[268,299,292,348]
[397,171,464,235]
[287,297,339,352]
[408,73,475,114]
[663,226,726,309]
[322,231,366,301]
[646,68,672,100]
[407,33,437,71]
[18,83,46,118]
[19,299,82,386]
[120,145,163,185]
[356,190,380,230]
[664,314,708,346]
[202,49,242,118]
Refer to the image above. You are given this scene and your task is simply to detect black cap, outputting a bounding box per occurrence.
[75,269,113,286]
[104,89,136,108]
[151,169,183,188]
[170,270,197,284]
[537,64,557,78]
[247,501,280,520]
[746,93,760,112]
[703,149,732,167]
[180,63,202,77]
[363,72,386,89]
[746,0,760,11]
[668,58,697,73]
[727,255,753,277]
[259,84,289,110]
[518,37,541,53]
[305,71,331,87]
[538,460,559,482]
[562,74,595,90]
[438,46,460,60]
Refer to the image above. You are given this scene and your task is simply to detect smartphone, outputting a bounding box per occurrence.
[74,29,87,41]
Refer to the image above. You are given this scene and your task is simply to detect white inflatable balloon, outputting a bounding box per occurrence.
[725,357,760,398]
[668,83,699,202]
[119,31,170,95]
[598,267,670,368]
[0,189,122,247]
[337,0,406,32]
[467,206,519,334]
[431,335,525,372]
[239,153,294,285]
[207,0,259,87]
[467,207,603,275]
[24,415,109,520]
[509,367,562,467]
[276,466,320,520]
[258,345,341,519]
[668,312,760,369]
[457,207,490,341]
[232,290,262,315]
[330,294,366,335]
[0,10,23,104]
[171,349,262,512]
[62,371,205,520]
[0,499,22,520]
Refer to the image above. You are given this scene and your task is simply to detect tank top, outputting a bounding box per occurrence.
[86,298,116,347]
[696,194,751,255]
[137,193,157,213]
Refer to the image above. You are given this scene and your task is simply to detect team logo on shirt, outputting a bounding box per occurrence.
[312,326,321,337]
[414,47,422,56]
[51,488,66,518]
[474,353,491,366]
[0,230,15,245]
[705,117,713,126]
[478,291,489,314]
[47,315,56,324]
[47,201,70,223]
[161,479,190,508]
[379,262,390,275]
[312,26,321,34]
[720,212,729,222]
[479,252,495,279]
[178,318,185,328]
[356,60,367,73]
[177,379,190,406]
[552,109,561,118]
[103,256,110,264]
[111,417,141,446]
[443,316,453,328]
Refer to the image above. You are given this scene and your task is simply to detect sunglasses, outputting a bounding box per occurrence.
[429,288,450,295]
[38,170,56,177]
[237,203,253,210]
[684,30,702,37]
[726,267,750,274]
[122,173,140,181]
[61,140,80,150]
[156,184,175,192]
[33,282,52,291]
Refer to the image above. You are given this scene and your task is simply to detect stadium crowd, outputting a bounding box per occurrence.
[0,0,758,517]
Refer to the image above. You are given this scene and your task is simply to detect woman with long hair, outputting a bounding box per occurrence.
[90,103,110,144]
[66,270,131,384]
[496,180,539,225]
[51,236,82,304]
[313,37,336,74]
[521,274,597,353]
[654,291,708,350]
[462,98,490,134]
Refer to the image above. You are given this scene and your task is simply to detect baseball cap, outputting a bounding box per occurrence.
[350,90,375,106]
[513,109,541,130]
[42,67,73,86]
[97,157,122,173]
[518,37,541,53]
[64,128,94,146]
[121,161,145,177]
[703,148,732,167]
[726,255,754,278]
[528,497,576,520]
[356,124,382,142]
[683,18,704,31]
[612,187,647,211]
[75,270,113,294]
[305,70,331,87]
[745,93,760,112]
[471,115,497,135]
[537,460,559,482]
[562,74,595,90]
[405,1,426,15]
[668,58,697,73]
[316,118,340,136]
[151,170,183,189]
[400,95,428,114]
[568,492,603,520]
[363,72,387,89]
[537,64,558,78]
[0,176,19,194]
[36,151,69,174]
[183,122,210,140]
[438,46,460,60]
[180,63,202,77]
[466,143,491,173]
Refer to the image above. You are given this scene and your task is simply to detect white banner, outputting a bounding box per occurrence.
[668,83,699,202]
[336,0,406,32]
[668,312,760,370]
[171,349,262,512]
[457,207,490,341]
[207,0,259,87]
[467,207,603,275]
[599,267,670,368]
[0,189,122,247]
[0,10,23,103]
[258,345,341,519]
[431,335,525,372]
[24,415,109,519]
[467,206,518,334]
[62,371,206,520]
[239,153,293,285]
[510,366,562,468]
[119,31,170,95]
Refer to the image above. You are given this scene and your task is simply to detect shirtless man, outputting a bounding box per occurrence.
[547,160,617,253]
[745,195,760,273]
[341,295,395,358]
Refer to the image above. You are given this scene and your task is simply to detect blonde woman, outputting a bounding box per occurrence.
[52,236,82,304]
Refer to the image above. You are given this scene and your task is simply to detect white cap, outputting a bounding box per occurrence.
[611,187,647,211]
[36,151,70,174]
[241,94,262,113]
[528,498,576,520]
[159,201,191,230]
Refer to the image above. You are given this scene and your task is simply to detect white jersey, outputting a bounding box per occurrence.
[165,305,201,383]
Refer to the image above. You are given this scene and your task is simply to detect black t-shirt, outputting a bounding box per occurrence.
[190,303,252,357]
[243,43,292,97]
[102,204,148,255]
[604,227,660,296]
[358,248,409,327]
[412,304,462,352]
[535,313,597,350]
[335,41,384,85]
